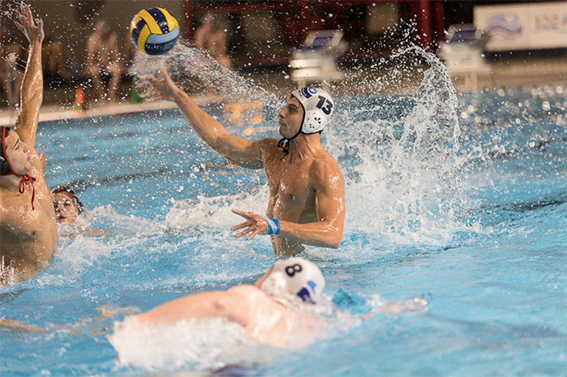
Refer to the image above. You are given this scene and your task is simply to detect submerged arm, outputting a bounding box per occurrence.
[0,319,48,333]
[13,4,44,147]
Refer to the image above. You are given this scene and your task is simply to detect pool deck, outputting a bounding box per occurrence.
[0,97,209,126]
[0,55,565,125]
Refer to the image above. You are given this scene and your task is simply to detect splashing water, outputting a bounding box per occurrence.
[132,40,282,112]
[133,41,472,250]
[108,317,254,371]
[27,41,476,369]
[325,46,471,249]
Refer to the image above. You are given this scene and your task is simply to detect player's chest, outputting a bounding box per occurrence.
[265,162,313,204]
[1,190,53,235]
[1,201,43,241]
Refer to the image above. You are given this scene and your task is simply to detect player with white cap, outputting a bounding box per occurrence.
[277,87,335,155]
[130,257,326,347]
[258,257,325,306]
[141,68,345,257]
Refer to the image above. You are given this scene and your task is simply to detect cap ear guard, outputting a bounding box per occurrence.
[291,87,335,135]
[303,109,327,134]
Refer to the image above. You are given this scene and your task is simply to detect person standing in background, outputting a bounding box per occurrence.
[85,20,122,103]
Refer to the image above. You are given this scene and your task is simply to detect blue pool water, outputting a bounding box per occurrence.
[1,62,566,375]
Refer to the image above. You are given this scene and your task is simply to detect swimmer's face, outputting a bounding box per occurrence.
[278,97,304,138]
[3,131,31,175]
[53,191,79,224]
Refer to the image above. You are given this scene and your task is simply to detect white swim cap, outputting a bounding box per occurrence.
[291,87,335,134]
[261,258,325,305]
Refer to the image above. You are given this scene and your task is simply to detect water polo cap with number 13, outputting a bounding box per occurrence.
[278,87,335,155]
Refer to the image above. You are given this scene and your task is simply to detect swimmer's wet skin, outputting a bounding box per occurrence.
[128,258,326,348]
[120,258,423,350]
[140,71,345,256]
[0,5,58,284]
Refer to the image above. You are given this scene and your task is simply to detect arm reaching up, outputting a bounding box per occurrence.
[139,67,265,168]
[13,4,44,147]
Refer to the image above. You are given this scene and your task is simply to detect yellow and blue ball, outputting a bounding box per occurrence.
[130,7,179,55]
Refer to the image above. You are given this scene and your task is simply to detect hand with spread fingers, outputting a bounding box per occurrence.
[14,4,44,44]
[139,67,177,101]
[231,209,270,240]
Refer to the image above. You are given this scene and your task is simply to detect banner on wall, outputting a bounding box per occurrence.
[474,2,567,51]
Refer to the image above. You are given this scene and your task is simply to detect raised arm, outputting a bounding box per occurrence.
[131,287,253,326]
[232,159,345,250]
[13,4,44,147]
[140,67,264,168]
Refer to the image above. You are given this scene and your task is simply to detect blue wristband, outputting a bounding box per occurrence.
[260,215,280,235]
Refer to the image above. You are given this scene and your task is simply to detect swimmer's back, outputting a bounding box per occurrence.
[228,284,290,346]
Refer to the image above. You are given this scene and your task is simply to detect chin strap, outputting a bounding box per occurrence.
[18,174,36,210]
[277,137,290,156]
[278,127,304,158]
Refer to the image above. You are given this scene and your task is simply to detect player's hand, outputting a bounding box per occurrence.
[139,67,177,101]
[231,209,269,240]
[14,4,44,44]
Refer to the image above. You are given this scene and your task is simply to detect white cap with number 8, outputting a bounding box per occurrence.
[260,257,326,305]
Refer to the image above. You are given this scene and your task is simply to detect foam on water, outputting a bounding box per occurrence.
[108,316,254,371]
[165,189,268,230]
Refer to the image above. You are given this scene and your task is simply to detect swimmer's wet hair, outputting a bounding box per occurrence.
[51,185,84,214]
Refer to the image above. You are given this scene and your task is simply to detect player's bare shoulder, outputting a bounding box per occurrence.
[256,138,281,159]
[28,147,47,175]
[256,138,279,152]
[229,284,267,297]
[228,284,271,305]
[0,194,39,239]
[310,150,344,189]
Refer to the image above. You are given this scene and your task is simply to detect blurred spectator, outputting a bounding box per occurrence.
[121,30,137,77]
[0,26,23,107]
[42,37,72,83]
[85,20,122,102]
[194,13,232,69]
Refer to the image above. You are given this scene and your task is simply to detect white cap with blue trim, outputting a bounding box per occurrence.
[291,87,335,134]
[260,257,325,306]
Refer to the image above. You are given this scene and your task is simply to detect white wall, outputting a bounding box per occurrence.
[475,2,567,51]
